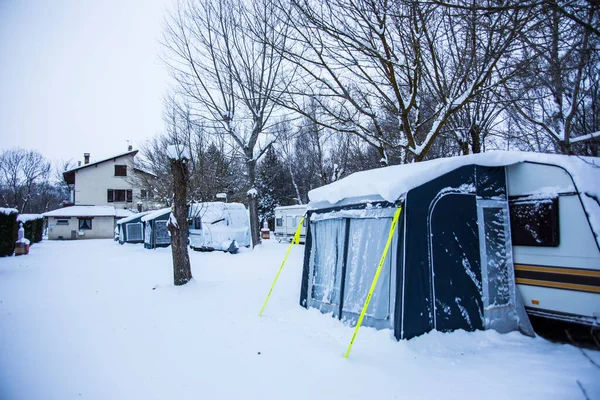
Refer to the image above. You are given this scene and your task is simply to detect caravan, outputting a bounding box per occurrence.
[188,202,251,253]
[301,151,600,340]
[274,205,307,243]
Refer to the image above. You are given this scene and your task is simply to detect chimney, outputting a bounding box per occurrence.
[84,153,90,165]
[78,161,82,167]
[128,145,133,151]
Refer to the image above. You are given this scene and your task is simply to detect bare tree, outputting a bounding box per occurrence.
[0,148,52,213]
[505,1,600,154]
[163,0,291,246]
[275,0,530,162]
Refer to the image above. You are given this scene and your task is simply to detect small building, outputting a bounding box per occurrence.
[188,202,250,253]
[142,208,171,249]
[43,206,133,240]
[274,205,307,243]
[116,211,151,244]
[301,151,600,340]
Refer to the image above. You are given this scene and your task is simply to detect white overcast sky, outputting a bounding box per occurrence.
[0,0,173,166]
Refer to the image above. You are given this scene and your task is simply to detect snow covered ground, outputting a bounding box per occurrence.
[1,239,598,400]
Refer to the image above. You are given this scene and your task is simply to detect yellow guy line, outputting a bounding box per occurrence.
[259,215,306,317]
[344,206,402,359]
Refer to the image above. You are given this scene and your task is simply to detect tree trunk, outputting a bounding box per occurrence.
[246,158,261,248]
[169,158,192,286]
[470,124,482,154]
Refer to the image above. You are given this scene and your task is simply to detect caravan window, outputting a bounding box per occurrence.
[275,218,283,227]
[509,197,559,247]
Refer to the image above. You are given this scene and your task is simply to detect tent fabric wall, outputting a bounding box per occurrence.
[302,165,532,341]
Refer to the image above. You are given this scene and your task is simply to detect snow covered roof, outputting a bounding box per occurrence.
[63,150,138,185]
[17,214,44,222]
[0,208,18,216]
[308,151,600,246]
[141,207,171,222]
[309,151,599,205]
[275,204,307,211]
[189,202,246,223]
[116,211,151,225]
[43,206,134,218]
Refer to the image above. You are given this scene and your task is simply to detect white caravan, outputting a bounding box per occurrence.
[506,161,600,327]
[188,202,250,253]
[274,205,307,243]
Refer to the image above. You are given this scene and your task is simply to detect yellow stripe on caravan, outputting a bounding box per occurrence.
[515,278,600,294]
[259,215,306,317]
[515,264,600,278]
[344,206,402,359]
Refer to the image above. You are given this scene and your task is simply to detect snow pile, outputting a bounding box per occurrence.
[0,208,18,216]
[0,239,598,399]
[166,144,190,160]
[17,214,43,222]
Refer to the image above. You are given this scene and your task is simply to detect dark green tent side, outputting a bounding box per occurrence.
[397,165,507,340]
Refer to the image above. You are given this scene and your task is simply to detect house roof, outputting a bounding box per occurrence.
[43,206,134,218]
[63,150,138,185]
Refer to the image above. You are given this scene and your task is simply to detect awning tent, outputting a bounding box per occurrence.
[300,151,600,340]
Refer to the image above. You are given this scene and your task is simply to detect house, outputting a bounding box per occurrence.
[62,146,157,212]
[43,206,133,240]
[300,151,599,340]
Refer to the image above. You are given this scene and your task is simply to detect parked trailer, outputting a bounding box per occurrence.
[506,161,600,327]
[188,202,250,253]
[274,205,307,243]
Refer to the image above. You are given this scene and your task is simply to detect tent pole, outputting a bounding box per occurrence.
[259,215,306,317]
[344,206,402,359]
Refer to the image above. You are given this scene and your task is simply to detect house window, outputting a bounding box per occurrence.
[141,189,147,199]
[509,196,559,247]
[79,218,93,230]
[107,189,133,203]
[115,165,127,176]
[56,219,69,225]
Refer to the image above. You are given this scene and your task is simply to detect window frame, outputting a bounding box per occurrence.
[78,218,93,230]
[509,196,560,247]
[114,165,127,177]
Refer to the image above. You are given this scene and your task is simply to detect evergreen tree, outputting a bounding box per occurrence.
[256,147,295,229]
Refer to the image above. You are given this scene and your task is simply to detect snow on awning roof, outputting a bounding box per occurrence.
[43,206,132,218]
[141,207,171,222]
[308,151,599,205]
[116,211,151,225]
[308,150,600,247]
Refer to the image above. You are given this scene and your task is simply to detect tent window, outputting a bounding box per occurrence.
[310,219,345,306]
[275,217,282,227]
[126,223,143,241]
[155,221,170,244]
[509,197,559,247]
[482,207,510,308]
[342,218,392,319]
